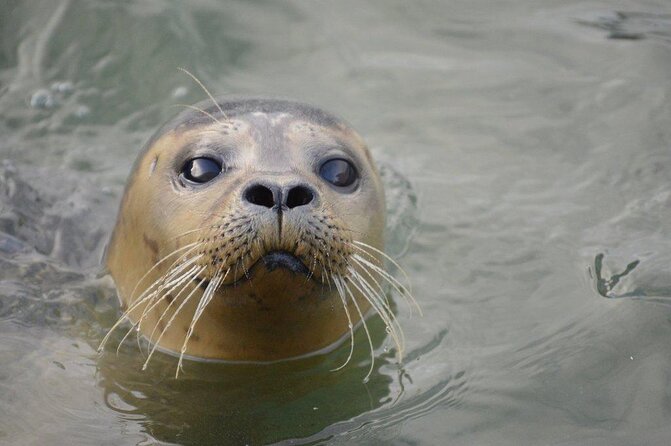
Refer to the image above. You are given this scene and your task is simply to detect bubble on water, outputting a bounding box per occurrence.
[0,232,30,254]
[1,159,17,173]
[51,81,74,95]
[74,105,91,119]
[30,89,57,109]
[172,86,188,99]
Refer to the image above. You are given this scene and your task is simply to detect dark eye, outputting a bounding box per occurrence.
[319,159,358,188]
[181,157,222,184]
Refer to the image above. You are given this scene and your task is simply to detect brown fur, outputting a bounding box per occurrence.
[105,101,388,366]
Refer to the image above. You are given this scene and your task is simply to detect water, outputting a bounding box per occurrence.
[1,0,671,444]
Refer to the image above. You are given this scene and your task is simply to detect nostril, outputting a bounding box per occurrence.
[244,184,275,208]
[286,185,314,209]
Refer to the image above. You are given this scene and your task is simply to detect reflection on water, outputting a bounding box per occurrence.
[2,0,671,444]
[578,11,671,41]
[98,321,396,445]
[591,253,640,298]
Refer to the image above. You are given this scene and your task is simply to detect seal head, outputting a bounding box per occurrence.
[104,97,407,374]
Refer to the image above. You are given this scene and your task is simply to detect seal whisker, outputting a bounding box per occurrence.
[346,266,405,361]
[138,251,203,304]
[122,252,205,327]
[342,278,376,382]
[351,253,420,317]
[172,103,222,126]
[176,268,230,377]
[126,242,201,311]
[308,235,335,288]
[348,242,382,266]
[142,263,204,350]
[114,319,141,357]
[304,250,319,284]
[142,269,208,371]
[97,248,203,353]
[116,262,204,357]
[160,252,207,287]
[169,224,224,241]
[351,241,416,301]
[321,246,335,291]
[350,248,422,316]
[350,256,393,314]
[346,260,395,318]
[177,67,229,120]
[330,275,355,372]
[232,258,240,285]
[124,244,204,317]
[133,257,207,354]
[313,252,332,290]
[348,255,392,316]
[241,254,253,284]
[311,237,333,287]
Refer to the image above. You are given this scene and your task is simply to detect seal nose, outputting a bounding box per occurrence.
[285,185,314,209]
[243,183,315,210]
[244,184,275,208]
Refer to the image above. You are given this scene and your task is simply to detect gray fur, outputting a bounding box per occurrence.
[146,97,347,151]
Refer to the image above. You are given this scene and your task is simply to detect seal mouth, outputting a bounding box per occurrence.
[197,250,312,289]
[261,250,311,275]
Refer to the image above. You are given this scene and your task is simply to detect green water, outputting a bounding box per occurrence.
[2,1,671,445]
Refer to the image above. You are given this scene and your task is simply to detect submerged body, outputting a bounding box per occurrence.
[103,97,410,375]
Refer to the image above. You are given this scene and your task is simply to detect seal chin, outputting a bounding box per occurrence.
[261,250,310,275]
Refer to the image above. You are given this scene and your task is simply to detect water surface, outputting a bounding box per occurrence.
[1,0,671,444]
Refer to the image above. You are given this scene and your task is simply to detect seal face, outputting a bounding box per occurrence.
[102,97,412,376]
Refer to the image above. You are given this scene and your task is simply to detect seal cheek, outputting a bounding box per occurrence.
[149,155,159,176]
[142,233,159,259]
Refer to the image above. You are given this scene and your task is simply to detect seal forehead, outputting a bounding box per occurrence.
[167,97,347,135]
[242,111,295,135]
[249,111,291,127]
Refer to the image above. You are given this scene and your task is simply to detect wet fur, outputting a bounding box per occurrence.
[101,70,418,379]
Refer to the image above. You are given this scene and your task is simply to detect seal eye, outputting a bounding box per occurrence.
[319,159,358,188]
[182,157,222,184]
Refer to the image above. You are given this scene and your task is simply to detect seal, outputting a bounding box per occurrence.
[100,95,417,377]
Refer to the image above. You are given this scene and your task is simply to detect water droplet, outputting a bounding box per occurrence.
[30,89,57,109]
